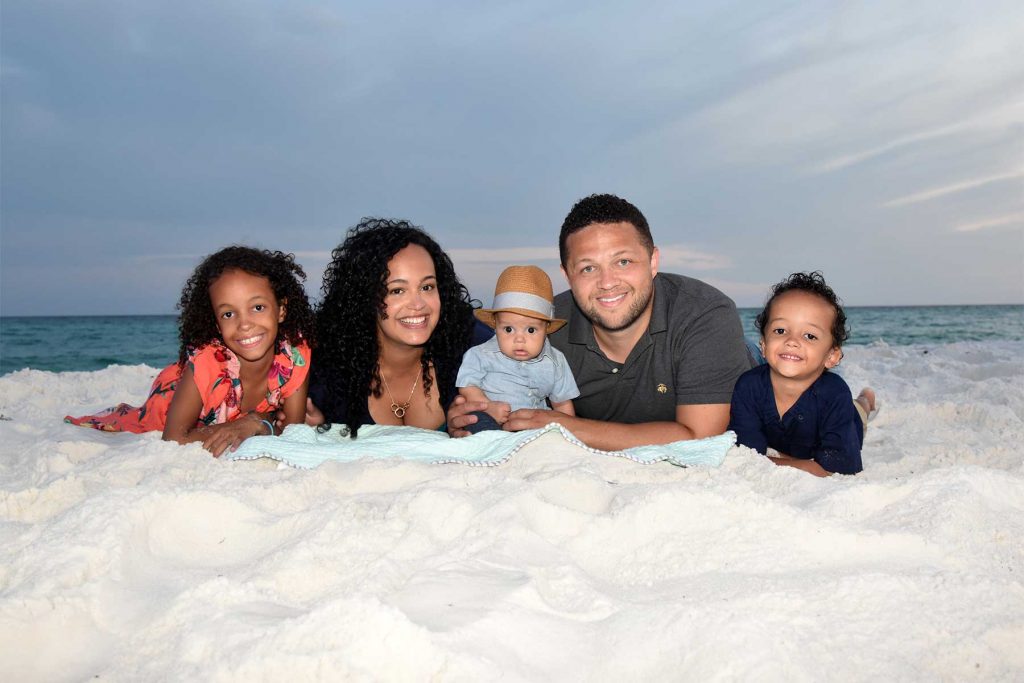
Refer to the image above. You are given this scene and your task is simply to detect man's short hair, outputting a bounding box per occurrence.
[559,194,655,267]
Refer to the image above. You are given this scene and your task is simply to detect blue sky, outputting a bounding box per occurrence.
[2,1,1022,316]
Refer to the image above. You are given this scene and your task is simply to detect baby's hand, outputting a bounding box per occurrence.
[484,401,511,425]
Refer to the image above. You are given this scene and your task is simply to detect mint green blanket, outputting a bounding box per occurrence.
[226,422,735,469]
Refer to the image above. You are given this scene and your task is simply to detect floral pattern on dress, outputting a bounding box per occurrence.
[65,338,311,434]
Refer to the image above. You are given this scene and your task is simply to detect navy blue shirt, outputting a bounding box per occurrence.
[728,364,863,474]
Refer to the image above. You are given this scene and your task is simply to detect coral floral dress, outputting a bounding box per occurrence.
[65,340,311,433]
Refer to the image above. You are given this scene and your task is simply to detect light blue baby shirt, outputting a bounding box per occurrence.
[456,336,579,411]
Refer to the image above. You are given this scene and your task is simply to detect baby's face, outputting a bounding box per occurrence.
[494,311,547,361]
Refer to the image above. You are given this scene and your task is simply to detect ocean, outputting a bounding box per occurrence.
[1,305,1022,375]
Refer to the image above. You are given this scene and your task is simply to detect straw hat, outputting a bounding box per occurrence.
[474,265,567,332]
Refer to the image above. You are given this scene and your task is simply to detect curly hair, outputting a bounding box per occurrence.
[559,193,655,266]
[313,218,478,438]
[176,246,316,365]
[754,271,849,347]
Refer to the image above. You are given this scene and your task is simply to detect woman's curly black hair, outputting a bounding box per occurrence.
[755,271,849,347]
[176,246,316,365]
[312,218,477,438]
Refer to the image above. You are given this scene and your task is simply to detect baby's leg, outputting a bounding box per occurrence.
[465,411,503,434]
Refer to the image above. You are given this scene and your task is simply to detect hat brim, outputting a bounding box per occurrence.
[474,307,567,333]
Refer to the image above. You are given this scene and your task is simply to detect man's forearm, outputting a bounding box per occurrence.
[554,415,698,451]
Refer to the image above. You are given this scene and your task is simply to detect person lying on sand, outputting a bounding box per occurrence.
[449,193,753,450]
[728,271,876,476]
[304,219,490,437]
[66,247,314,456]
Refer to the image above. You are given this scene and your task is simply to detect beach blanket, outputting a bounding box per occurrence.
[226,422,735,469]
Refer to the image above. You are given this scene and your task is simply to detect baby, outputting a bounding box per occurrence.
[729,271,875,476]
[456,265,579,433]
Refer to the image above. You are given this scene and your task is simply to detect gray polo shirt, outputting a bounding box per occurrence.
[548,273,752,424]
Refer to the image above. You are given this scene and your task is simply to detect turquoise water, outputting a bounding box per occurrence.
[1,305,1021,375]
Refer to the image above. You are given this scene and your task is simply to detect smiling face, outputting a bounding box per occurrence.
[377,243,440,349]
[760,290,842,385]
[494,311,547,361]
[561,221,659,334]
[208,269,285,366]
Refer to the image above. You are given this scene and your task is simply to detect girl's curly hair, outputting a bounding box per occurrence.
[755,270,848,347]
[176,246,316,365]
[312,218,477,438]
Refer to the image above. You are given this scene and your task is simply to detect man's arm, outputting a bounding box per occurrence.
[503,402,730,451]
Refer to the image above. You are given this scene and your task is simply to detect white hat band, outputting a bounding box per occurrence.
[491,291,555,318]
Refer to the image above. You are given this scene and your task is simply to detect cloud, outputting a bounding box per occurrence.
[812,102,1024,174]
[4,1,1024,312]
[883,170,1024,207]
[953,213,1024,233]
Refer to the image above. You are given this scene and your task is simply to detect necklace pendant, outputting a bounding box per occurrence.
[391,403,407,419]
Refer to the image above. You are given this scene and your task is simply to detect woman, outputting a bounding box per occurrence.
[309,218,488,437]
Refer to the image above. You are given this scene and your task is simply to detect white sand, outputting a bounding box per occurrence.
[1,341,1022,681]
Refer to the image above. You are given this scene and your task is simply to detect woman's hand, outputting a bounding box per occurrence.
[446,395,489,437]
[276,397,324,431]
[304,398,325,426]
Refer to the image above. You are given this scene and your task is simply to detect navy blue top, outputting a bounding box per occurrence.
[728,364,863,474]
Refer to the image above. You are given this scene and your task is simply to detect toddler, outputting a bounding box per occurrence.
[729,271,875,476]
[66,246,315,456]
[457,265,579,433]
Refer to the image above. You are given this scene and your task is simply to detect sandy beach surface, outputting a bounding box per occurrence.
[2,340,1022,681]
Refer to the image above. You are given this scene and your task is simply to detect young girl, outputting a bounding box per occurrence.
[66,246,315,456]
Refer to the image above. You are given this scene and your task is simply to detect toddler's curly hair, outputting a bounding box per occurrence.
[755,271,848,347]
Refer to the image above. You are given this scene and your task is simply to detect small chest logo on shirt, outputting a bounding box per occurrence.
[657,383,668,394]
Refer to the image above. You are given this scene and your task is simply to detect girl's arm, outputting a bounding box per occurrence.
[277,374,309,428]
[162,365,205,445]
[550,399,575,416]
[162,365,270,457]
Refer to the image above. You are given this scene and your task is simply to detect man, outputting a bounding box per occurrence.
[449,193,752,449]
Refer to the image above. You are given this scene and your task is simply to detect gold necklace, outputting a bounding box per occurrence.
[380,371,419,419]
